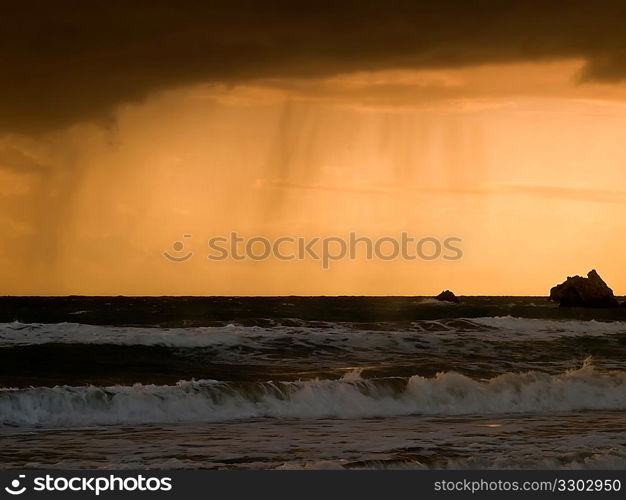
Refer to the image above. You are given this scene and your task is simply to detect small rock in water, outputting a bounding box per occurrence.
[549,269,619,307]
[435,290,460,303]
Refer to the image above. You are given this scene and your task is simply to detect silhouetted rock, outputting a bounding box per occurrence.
[435,290,460,303]
[549,269,619,307]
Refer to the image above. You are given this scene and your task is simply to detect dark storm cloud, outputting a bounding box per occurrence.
[3,0,626,133]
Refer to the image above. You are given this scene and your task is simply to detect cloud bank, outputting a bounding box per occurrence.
[4,1,626,133]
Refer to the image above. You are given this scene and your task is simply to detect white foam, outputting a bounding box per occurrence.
[470,316,626,339]
[1,317,623,352]
[0,322,251,348]
[2,363,625,427]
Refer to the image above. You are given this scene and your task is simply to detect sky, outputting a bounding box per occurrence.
[1,1,626,295]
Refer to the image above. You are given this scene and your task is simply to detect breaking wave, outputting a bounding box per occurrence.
[1,317,624,350]
[2,363,625,427]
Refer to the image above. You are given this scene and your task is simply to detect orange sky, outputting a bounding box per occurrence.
[1,59,626,295]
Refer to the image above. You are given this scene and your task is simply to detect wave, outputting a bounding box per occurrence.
[1,317,624,351]
[0,322,250,348]
[2,363,626,427]
[470,316,626,338]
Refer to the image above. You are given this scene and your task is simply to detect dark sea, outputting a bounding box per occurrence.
[1,296,626,469]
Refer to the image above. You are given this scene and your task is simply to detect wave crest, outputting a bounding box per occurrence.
[2,364,625,427]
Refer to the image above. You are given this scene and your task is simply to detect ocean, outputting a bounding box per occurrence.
[1,296,626,469]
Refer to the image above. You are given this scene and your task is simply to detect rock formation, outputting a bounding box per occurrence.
[549,269,619,307]
[435,290,460,303]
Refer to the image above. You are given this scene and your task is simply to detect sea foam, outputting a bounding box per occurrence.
[2,363,625,427]
[1,317,624,350]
